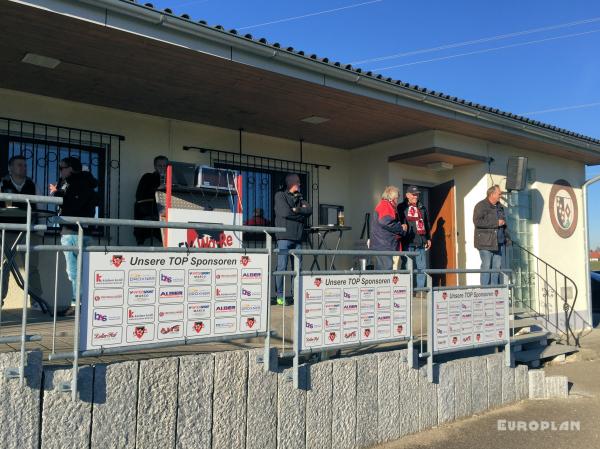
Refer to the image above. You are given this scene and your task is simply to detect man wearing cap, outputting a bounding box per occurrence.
[398,185,431,289]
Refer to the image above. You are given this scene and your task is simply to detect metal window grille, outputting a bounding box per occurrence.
[0,117,124,242]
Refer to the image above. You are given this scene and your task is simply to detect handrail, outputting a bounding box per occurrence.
[512,242,586,346]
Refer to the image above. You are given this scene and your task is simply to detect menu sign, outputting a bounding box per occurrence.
[299,273,411,352]
[432,287,509,352]
[80,252,268,350]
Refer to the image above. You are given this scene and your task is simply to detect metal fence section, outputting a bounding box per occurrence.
[422,268,513,383]
[282,248,418,389]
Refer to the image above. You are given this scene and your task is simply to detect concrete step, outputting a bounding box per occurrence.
[514,343,578,363]
[510,317,541,331]
[510,331,551,347]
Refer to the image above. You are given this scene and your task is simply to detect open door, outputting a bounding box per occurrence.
[429,180,457,286]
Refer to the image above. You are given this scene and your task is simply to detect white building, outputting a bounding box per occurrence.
[1,0,598,336]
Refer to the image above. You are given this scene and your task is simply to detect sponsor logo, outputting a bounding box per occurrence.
[343,302,359,314]
[93,289,124,307]
[392,287,408,298]
[94,271,124,288]
[215,303,237,316]
[160,324,181,335]
[324,316,341,330]
[305,318,323,332]
[215,285,237,300]
[240,285,262,299]
[305,289,323,301]
[127,306,155,324]
[160,270,184,285]
[304,303,322,318]
[188,270,212,285]
[187,286,211,302]
[240,301,261,316]
[93,307,123,327]
[240,316,260,331]
[133,326,147,339]
[442,292,448,301]
[158,322,183,340]
[305,333,322,347]
[158,304,184,322]
[214,317,237,334]
[91,327,122,346]
[110,255,125,267]
[192,321,206,334]
[187,303,211,319]
[240,255,250,266]
[363,328,372,339]
[128,270,157,286]
[314,278,322,287]
[128,288,156,305]
[324,302,341,316]
[327,331,337,342]
[392,276,399,284]
[343,288,358,300]
[241,269,262,283]
[159,287,184,302]
[126,324,155,342]
[324,288,341,301]
[344,330,358,339]
[360,288,375,300]
[377,287,391,299]
[495,289,499,297]
[396,324,405,335]
[215,269,238,285]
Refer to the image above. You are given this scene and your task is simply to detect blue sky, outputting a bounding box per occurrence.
[152,0,600,247]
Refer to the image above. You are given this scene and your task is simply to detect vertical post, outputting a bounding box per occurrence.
[503,271,511,367]
[71,224,84,401]
[426,273,434,383]
[263,231,272,372]
[165,164,173,247]
[292,253,301,389]
[52,251,60,354]
[406,256,414,369]
[0,229,5,335]
[19,200,32,385]
[564,277,570,345]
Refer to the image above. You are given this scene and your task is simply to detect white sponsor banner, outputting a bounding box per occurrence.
[81,251,268,350]
[299,273,411,352]
[432,287,509,353]
[166,208,243,249]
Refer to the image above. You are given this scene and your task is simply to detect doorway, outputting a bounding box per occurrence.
[428,180,457,286]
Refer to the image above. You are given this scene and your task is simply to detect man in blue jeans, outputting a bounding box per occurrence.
[50,157,99,316]
[273,174,312,305]
[398,186,431,290]
[473,185,511,285]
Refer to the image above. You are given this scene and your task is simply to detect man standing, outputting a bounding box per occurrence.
[398,185,431,289]
[0,155,42,302]
[370,186,407,270]
[50,156,99,316]
[274,174,312,305]
[473,185,510,285]
[134,155,168,245]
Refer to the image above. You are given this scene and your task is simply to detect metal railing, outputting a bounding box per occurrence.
[512,242,591,346]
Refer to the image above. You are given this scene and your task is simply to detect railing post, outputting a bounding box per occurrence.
[503,271,512,367]
[426,273,434,383]
[406,256,414,369]
[564,277,570,346]
[19,200,32,385]
[292,253,301,389]
[71,223,84,401]
[0,229,5,335]
[263,231,272,371]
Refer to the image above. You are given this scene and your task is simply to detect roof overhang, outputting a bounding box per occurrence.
[2,0,600,164]
[389,147,489,169]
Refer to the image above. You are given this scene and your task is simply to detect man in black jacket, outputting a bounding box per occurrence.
[133,155,167,245]
[50,156,99,315]
[0,155,42,302]
[473,185,511,285]
[398,185,431,289]
[274,174,312,305]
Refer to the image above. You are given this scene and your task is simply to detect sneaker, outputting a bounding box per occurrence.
[276,297,285,306]
[57,306,76,317]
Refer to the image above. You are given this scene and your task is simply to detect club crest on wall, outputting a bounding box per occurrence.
[549,179,578,239]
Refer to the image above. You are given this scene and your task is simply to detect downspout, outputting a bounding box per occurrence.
[583,174,600,326]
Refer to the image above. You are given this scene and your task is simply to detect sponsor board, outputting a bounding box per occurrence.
[432,287,508,353]
[81,251,268,350]
[299,273,411,352]
[93,289,124,308]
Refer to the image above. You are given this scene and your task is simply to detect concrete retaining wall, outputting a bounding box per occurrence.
[0,349,530,449]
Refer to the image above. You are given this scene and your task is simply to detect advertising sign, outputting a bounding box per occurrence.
[299,273,411,352]
[80,251,268,351]
[166,208,243,249]
[432,287,509,352]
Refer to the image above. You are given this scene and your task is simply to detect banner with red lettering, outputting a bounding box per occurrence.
[166,208,243,249]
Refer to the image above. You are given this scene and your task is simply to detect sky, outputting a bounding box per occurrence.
[151,0,600,247]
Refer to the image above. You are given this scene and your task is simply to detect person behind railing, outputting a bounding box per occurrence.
[473,184,511,285]
[370,186,407,270]
[398,185,432,290]
[49,156,99,316]
[0,155,42,303]
[133,155,168,245]
[274,174,312,306]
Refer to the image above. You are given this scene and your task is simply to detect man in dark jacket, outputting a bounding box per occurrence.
[0,155,42,302]
[370,186,407,270]
[50,156,99,315]
[398,185,431,288]
[134,155,168,245]
[274,174,312,305]
[473,185,511,285]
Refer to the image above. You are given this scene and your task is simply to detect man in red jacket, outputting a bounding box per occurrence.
[370,186,407,270]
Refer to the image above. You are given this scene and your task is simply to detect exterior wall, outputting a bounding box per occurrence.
[0,88,591,321]
[0,348,529,449]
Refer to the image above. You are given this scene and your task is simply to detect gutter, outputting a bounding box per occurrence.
[24,0,600,157]
[583,174,600,326]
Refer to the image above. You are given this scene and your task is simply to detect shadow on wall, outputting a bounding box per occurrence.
[529,189,545,224]
[431,217,448,287]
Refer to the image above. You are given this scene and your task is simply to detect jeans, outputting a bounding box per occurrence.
[402,245,427,288]
[479,244,506,285]
[61,234,91,305]
[276,240,301,297]
[374,255,393,271]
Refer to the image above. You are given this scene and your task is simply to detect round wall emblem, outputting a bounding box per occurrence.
[549,179,578,238]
